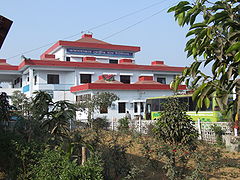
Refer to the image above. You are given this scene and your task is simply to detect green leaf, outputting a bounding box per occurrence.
[191,61,201,77]
[191,76,202,86]
[207,11,228,24]
[167,6,177,13]
[234,51,240,62]
[226,42,240,53]
[203,96,210,109]
[177,12,185,26]
[190,23,207,30]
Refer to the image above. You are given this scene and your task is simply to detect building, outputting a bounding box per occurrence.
[0,34,186,120]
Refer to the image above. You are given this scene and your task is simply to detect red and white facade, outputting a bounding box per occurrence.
[0,34,186,120]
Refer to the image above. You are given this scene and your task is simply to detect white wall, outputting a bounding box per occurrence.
[75,89,174,121]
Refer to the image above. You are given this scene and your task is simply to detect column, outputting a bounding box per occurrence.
[29,68,34,96]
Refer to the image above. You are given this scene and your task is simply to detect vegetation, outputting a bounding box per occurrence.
[0,91,239,179]
[77,92,119,126]
[168,0,240,120]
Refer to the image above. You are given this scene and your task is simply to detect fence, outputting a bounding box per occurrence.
[109,118,233,143]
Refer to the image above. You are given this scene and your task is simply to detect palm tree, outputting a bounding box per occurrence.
[31,91,53,121]
[41,100,77,139]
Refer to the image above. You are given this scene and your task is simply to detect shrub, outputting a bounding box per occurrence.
[118,117,129,132]
[92,117,110,131]
[30,148,103,180]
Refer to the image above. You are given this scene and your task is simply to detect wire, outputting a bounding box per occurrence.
[102,1,179,40]
[53,0,171,41]
[5,0,174,60]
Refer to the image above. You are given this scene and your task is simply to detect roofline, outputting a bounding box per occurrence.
[40,40,141,59]
[147,94,192,99]
[70,83,187,92]
[17,59,185,72]
[0,65,18,71]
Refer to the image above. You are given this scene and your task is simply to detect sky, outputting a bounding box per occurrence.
[0,0,193,68]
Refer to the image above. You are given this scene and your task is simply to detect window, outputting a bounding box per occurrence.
[118,102,126,113]
[47,74,59,84]
[109,59,118,64]
[120,75,130,84]
[157,77,166,84]
[34,75,37,85]
[100,106,108,114]
[20,78,22,88]
[66,57,71,61]
[152,99,160,111]
[76,94,91,102]
[80,74,92,83]
[134,102,138,113]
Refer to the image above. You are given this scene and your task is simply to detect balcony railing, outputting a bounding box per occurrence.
[33,83,74,91]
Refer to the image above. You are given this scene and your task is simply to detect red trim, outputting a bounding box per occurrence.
[41,41,140,59]
[152,61,164,65]
[42,54,55,59]
[59,41,140,52]
[0,65,18,70]
[18,59,184,72]
[83,57,96,62]
[40,41,60,59]
[139,76,153,81]
[82,34,92,38]
[119,59,133,64]
[70,83,186,92]
[0,59,7,63]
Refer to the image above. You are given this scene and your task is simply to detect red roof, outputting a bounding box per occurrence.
[18,59,185,72]
[76,34,110,44]
[70,83,186,92]
[40,34,140,59]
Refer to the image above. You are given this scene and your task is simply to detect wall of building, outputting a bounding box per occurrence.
[75,89,174,121]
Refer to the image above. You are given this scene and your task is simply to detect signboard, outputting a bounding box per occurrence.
[66,48,134,58]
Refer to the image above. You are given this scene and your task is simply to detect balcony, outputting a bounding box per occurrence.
[0,88,22,96]
[33,83,74,91]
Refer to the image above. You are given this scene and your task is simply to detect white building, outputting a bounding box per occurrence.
[0,34,186,120]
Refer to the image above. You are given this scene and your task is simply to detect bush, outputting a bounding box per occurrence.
[30,148,103,180]
[118,117,129,132]
[92,117,110,131]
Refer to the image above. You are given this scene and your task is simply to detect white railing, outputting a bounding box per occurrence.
[108,118,233,143]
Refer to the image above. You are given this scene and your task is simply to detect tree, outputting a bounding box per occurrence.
[0,92,11,123]
[11,90,31,119]
[41,100,77,138]
[168,0,240,119]
[77,92,119,125]
[154,98,198,148]
[31,91,53,120]
[153,98,198,179]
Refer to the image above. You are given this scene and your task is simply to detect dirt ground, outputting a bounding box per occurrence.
[115,133,240,180]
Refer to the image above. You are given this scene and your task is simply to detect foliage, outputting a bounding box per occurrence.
[118,117,130,132]
[168,0,240,116]
[211,124,225,145]
[30,148,104,180]
[0,92,12,123]
[42,100,77,138]
[77,92,119,124]
[31,90,53,120]
[154,98,198,148]
[91,117,110,131]
[99,132,132,179]
[14,140,45,179]
[11,90,31,118]
[152,98,198,179]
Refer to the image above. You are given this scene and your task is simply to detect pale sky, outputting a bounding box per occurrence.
[0,0,193,68]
